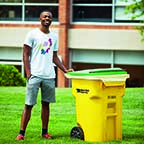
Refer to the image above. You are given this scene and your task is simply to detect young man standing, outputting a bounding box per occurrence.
[16,10,73,140]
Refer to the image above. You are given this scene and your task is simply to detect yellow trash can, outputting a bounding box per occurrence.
[65,68,129,142]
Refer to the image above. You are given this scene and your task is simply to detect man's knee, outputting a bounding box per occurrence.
[24,104,33,111]
[41,101,49,106]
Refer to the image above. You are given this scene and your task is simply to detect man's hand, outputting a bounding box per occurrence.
[65,69,74,73]
[27,73,31,80]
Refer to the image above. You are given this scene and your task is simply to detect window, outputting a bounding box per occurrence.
[73,0,112,22]
[0,0,58,22]
[72,0,142,23]
[25,5,58,21]
[0,1,22,21]
[73,0,112,4]
[115,0,144,23]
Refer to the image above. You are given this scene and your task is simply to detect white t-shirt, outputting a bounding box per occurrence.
[24,28,58,79]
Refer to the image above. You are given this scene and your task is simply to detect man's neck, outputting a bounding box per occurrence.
[40,26,50,34]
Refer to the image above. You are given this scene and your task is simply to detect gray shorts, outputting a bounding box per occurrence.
[25,75,56,105]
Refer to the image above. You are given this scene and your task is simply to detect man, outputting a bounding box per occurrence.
[16,10,73,140]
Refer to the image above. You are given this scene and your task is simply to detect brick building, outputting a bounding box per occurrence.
[0,0,144,87]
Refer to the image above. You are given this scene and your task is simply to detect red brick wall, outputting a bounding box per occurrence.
[57,0,71,87]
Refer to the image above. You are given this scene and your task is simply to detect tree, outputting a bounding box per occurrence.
[125,0,144,41]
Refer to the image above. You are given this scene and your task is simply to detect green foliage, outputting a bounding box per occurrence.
[125,0,144,41]
[126,0,144,20]
[0,64,26,86]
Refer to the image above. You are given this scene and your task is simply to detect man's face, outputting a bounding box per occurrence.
[40,12,52,27]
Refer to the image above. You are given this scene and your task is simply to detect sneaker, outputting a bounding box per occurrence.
[16,134,24,140]
[42,133,52,139]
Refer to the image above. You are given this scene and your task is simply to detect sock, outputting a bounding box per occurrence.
[19,130,25,136]
[42,128,48,135]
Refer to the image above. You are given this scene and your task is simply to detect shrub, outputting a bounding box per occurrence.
[0,64,26,86]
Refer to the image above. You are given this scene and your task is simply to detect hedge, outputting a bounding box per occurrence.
[0,64,26,86]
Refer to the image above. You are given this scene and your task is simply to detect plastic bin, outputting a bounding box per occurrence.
[65,68,129,142]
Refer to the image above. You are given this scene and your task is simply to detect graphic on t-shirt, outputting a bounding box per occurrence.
[39,38,52,55]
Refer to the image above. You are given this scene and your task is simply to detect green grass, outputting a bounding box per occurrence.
[0,87,144,144]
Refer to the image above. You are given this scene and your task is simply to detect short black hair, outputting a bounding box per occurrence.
[40,10,53,17]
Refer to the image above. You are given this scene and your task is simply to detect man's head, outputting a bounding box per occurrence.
[40,11,53,28]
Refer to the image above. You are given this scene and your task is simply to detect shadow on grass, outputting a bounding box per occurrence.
[52,133,70,139]
[123,133,144,141]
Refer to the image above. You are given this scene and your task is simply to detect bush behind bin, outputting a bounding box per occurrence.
[0,64,26,86]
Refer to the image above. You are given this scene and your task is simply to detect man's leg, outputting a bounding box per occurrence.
[20,104,33,131]
[41,101,50,136]
[40,79,55,139]
[16,104,33,140]
[16,76,40,140]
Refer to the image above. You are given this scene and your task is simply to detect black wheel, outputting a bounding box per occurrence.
[70,126,84,140]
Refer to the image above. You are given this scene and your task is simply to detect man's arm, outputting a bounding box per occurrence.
[53,51,73,73]
[23,44,31,79]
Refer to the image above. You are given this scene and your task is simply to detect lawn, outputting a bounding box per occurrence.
[0,87,144,144]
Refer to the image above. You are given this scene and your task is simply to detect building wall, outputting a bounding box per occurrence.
[0,0,144,87]
[68,26,144,87]
[0,26,59,47]
[0,26,143,51]
[68,28,144,51]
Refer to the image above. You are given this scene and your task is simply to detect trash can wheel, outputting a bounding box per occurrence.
[70,126,84,140]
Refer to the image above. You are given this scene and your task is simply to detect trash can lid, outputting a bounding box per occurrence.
[66,68,127,77]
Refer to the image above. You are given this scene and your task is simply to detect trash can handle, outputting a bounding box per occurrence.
[89,69,123,73]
